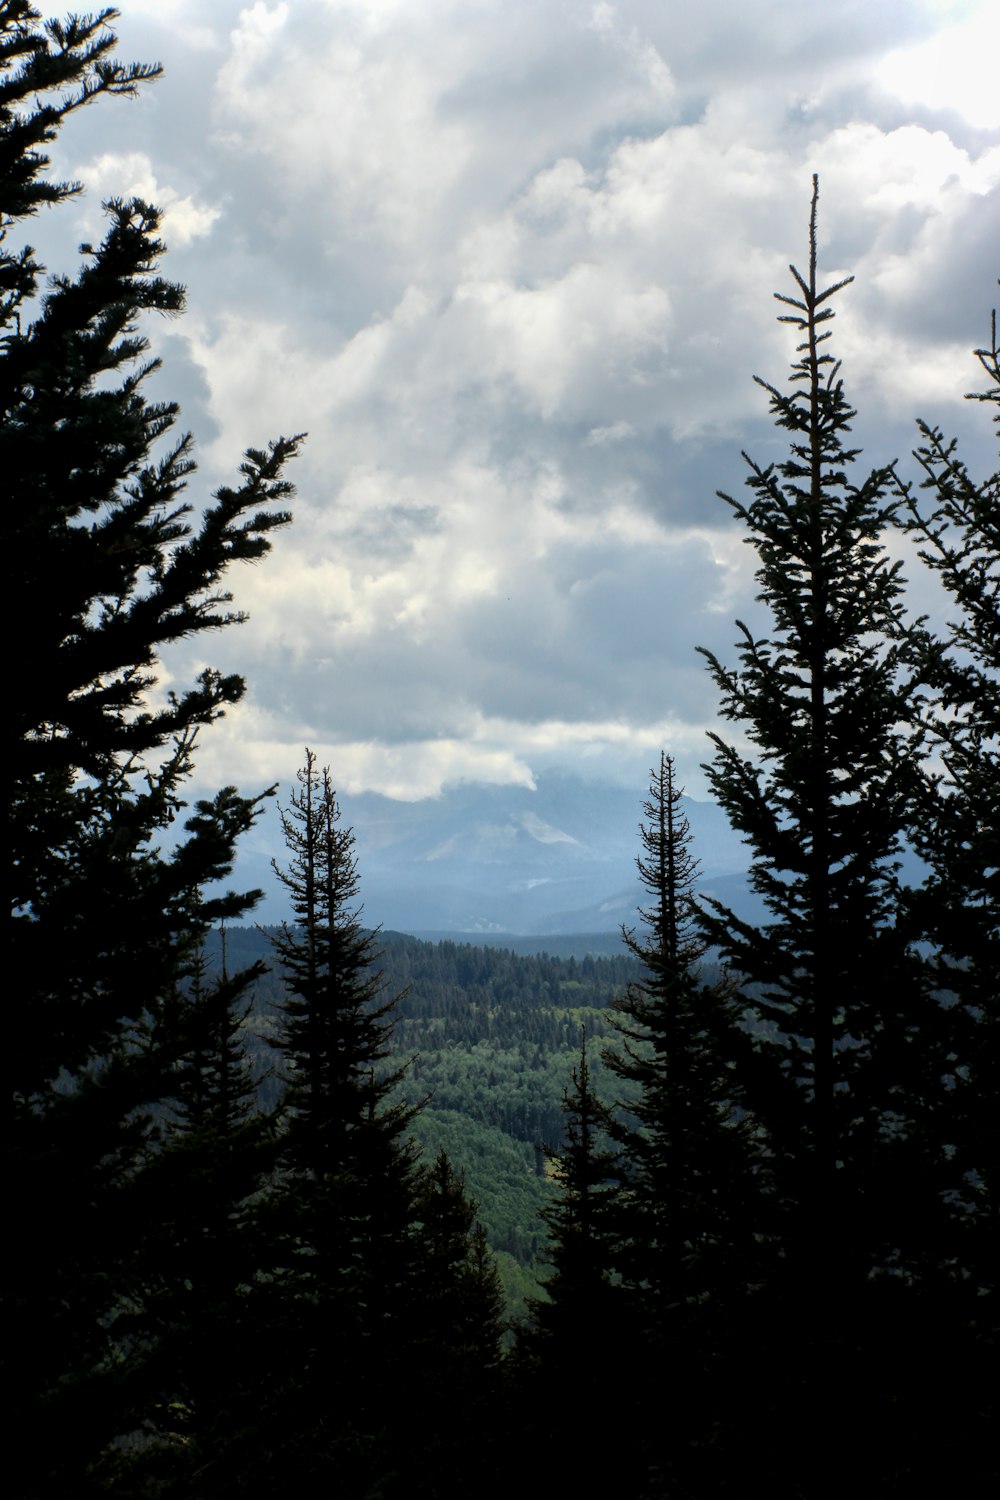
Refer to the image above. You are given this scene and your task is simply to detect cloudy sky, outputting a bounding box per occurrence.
[36,0,1000,812]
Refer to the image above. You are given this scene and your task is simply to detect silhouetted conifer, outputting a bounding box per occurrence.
[523,1027,627,1497]
[5,7,299,1488]
[396,1151,507,1497]
[896,305,999,1222]
[538,1025,622,1330]
[605,755,760,1489]
[888,306,999,1472]
[133,908,278,1495]
[610,754,757,1308]
[697,178,967,1486]
[263,750,420,1495]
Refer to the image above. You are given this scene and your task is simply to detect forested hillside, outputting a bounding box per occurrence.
[9,8,996,1497]
[209,924,642,1314]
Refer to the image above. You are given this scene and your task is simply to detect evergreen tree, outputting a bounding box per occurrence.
[263,750,420,1495]
[135,908,278,1495]
[537,1025,622,1334]
[265,756,515,1497]
[893,306,998,1398]
[698,177,970,1483]
[399,1150,507,1498]
[605,755,759,1491]
[269,749,414,1182]
[523,1026,627,1499]
[5,7,300,1490]
[609,753,756,1316]
[896,304,998,1037]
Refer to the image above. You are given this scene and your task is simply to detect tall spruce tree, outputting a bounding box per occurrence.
[608,753,756,1321]
[698,178,974,1483]
[269,749,414,1184]
[264,750,420,1495]
[605,755,759,1489]
[5,7,300,1490]
[265,754,513,1498]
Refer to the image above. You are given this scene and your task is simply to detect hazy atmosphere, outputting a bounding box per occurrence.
[30,0,999,904]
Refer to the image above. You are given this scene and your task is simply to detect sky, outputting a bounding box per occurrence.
[31,0,1000,815]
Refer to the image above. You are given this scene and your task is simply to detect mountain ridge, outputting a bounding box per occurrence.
[236,767,765,933]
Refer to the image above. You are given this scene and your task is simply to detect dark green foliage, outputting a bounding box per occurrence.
[128,936,278,1495]
[602,760,759,1490]
[259,753,421,1495]
[266,755,419,1393]
[1,2,161,303]
[527,761,761,1493]
[697,180,927,1276]
[250,754,514,1499]
[391,935,633,1148]
[196,923,642,1301]
[534,1027,622,1342]
[608,753,757,1318]
[695,178,988,1486]
[396,1151,507,1497]
[518,1028,630,1497]
[5,7,299,1491]
[894,306,999,1353]
[269,750,413,1177]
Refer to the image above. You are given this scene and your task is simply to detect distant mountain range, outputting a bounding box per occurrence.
[238,769,770,937]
